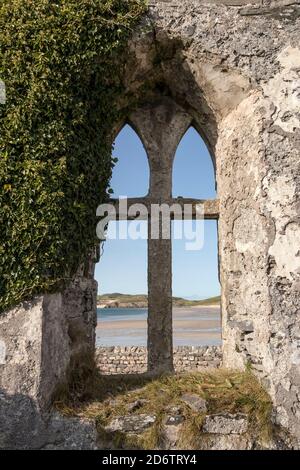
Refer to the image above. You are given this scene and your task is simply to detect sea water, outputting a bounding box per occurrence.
[96,307,221,347]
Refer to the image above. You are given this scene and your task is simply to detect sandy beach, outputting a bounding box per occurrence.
[96,306,221,347]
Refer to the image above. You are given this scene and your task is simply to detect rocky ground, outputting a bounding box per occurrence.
[54,367,287,450]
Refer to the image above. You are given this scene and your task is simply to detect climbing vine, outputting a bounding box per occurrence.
[0,0,146,312]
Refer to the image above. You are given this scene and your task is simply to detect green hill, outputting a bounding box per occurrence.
[196,295,221,305]
[97,294,220,308]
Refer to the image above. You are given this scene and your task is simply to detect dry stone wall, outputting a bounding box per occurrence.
[96,346,222,375]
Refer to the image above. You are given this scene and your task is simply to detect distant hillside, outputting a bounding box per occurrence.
[195,296,221,305]
[97,294,220,308]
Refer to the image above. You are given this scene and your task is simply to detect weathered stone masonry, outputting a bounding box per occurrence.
[96,346,222,375]
[0,0,300,449]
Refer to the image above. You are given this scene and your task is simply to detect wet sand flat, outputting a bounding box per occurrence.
[98,318,219,331]
[96,306,221,347]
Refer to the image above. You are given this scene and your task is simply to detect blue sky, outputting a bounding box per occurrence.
[95,125,220,300]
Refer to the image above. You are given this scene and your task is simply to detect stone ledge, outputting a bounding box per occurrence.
[240,1,300,16]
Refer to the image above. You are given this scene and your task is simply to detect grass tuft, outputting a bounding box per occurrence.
[54,363,273,449]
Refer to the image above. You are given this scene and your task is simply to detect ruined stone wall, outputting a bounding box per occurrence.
[96,346,222,375]
[0,0,299,449]
[218,47,300,440]
[0,259,97,449]
[124,0,299,446]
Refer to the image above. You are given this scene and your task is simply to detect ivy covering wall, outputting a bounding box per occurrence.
[0,0,146,313]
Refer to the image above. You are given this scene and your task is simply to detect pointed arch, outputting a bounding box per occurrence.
[172,125,216,199]
[111,123,150,198]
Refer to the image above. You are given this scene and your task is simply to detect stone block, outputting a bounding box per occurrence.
[203,413,248,434]
[105,414,156,434]
[181,393,207,413]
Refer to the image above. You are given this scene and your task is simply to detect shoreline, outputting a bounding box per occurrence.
[97,304,220,309]
[96,306,221,347]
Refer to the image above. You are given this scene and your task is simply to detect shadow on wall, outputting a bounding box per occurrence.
[0,388,47,449]
[0,371,156,449]
[0,388,97,450]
